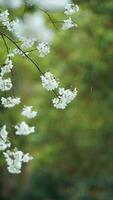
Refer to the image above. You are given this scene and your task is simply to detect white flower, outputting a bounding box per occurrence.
[21,38,36,50]
[1,58,13,76]
[37,42,50,57]
[64,3,79,15]
[52,88,77,109]
[62,17,77,30]
[15,121,35,136]
[0,10,10,28]
[0,125,11,151]
[0,77,12,91]
[1,97,21,108]
[3,149,33,174]
[52,97,67,109]
[59,88,77,104]
[0,11,19,32]
[21,106,37,119]
[40,72,59,91]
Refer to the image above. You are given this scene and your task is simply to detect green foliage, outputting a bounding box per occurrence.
[0,0,113,199]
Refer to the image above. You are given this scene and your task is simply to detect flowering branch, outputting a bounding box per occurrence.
[0,2,79,174]
[0,31,43,75]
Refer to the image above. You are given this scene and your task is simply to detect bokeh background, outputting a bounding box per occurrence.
[0,0,113,199]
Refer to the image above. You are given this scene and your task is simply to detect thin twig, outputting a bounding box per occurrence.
[37,6,59,31]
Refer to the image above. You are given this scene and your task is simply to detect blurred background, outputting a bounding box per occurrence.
[0,0,113,199]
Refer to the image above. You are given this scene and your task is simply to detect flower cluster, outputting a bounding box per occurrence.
[37,42,50,57]
[40,72,59,91]
[21,106,37,118]
[0,77,13,91]
[15,121,35,136]
[4,150,33,174]
[62,3,79,30]
[62,17,77,30]
[41,72,59,91]
[64,3,79,15]
[52,88,77,109]
[0,10,10,28]
[1,97,21,108]
[0,58,13,76]
[40,72,77,109]
[0,57,13,91]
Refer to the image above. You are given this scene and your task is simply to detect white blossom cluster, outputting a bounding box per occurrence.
[0,10,9,27]
[15,121,35,136]
[64,3,79,15]
[40,72,59,91]
[1,97,21,108]
[37,42,50,57]
[40,72,77,109]
[52,88,77,109]
[62,17,77,30]
[0,77,12,91]
[21,106,37,118]
[3,150,33,174]
[0,1,79,174]
[62,3,79,30]
[0,58,13,76]
[0,57,13,91]
[0,58,13,92]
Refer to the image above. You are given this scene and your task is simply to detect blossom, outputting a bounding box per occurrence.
[0,125,11,151]
[37,42,50,57]
[21,106,37,119]
[64,3,79,15]
[1,58,13,76]
[21,38,36,50]
[62,17,77,30]
[52,88,77,109]
[0,10,16,32]
[52,97,67,109]
[3,149,33,174]
[40,72,59,91]
[0,77,13,91]
[0,10,10,28]
[0,11,19,32]
[15,121,35,136]
[1,97,21,108]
